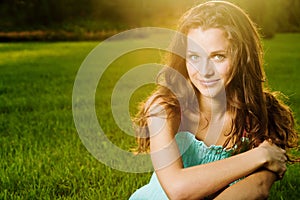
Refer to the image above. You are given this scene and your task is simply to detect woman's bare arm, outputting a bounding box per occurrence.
[148,104,286,200]
[214,170,277,200]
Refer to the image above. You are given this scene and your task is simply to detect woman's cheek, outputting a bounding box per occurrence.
[216,61,231,77]
[186,63,198,77]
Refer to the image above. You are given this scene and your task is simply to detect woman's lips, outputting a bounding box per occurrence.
[199,79,220,86]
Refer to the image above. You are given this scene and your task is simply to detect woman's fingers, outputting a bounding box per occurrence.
[258,140,287,176]
[277,165,287,180]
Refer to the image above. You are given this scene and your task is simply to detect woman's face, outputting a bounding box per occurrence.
[186,27,231,98]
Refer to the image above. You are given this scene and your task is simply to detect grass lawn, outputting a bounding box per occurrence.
[0,33,299,199]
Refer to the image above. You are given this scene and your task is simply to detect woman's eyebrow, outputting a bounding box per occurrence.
[186,49,227,54]
[210,50,227,54]
[186,50,199,54]
[186,49,207,54]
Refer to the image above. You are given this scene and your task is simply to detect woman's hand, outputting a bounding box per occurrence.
[258,140,287,179]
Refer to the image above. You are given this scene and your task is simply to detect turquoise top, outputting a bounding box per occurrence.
[129,131,233,200]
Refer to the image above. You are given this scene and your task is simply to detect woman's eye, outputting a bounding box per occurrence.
[188,54,200,61]
[211,54,225,62]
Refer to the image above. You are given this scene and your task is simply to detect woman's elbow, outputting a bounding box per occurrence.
[261,191,270,200]
[164,182,189,200]
[255,189,269,200]
[163,180,200,200]
[256,178,271,200]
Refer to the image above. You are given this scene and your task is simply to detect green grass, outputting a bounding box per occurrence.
[0,33,299,199]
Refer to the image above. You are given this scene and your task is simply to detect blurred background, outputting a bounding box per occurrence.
[0,1,299,199]
[0,0,299,41]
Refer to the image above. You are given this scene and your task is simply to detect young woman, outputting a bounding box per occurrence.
[130,1,298,199]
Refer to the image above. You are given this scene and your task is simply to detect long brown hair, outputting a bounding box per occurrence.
[133,1,298,156]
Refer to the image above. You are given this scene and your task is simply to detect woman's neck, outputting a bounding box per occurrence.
[198,93,230,146]
[199,93,227,120]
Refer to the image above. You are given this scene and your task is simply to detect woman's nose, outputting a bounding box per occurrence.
[197,58,214,77]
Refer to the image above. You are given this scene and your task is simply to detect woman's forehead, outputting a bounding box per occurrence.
[186,28,229,54]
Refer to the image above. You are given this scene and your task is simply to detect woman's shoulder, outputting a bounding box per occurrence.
[145,92,181,116]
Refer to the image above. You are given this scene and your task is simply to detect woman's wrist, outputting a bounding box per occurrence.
[252,146,268,168]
